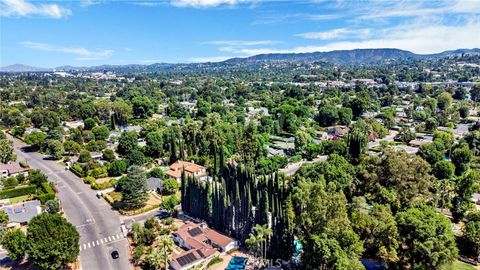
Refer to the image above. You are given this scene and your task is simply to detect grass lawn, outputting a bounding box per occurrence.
[9,194,33,203]
[442,260,476,270]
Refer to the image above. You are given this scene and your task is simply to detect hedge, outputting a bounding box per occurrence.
[37,192,55,204]
[0,185,36,199]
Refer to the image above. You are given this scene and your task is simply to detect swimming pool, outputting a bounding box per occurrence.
[225,256,248,270]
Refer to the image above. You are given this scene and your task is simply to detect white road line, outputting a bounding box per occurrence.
[100,239,104,244]
[107,236,112,241]
[83,244,87,250]
[96,240,100,245]
[87,243,91,248]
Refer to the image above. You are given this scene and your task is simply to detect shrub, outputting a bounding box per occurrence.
[78,150,92,163]
[84,176,96,185]
[0,185,36,199]
[207,257,223,267]
[70,163,85,177]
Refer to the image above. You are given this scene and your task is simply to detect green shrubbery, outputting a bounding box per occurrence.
[0,185,36,199]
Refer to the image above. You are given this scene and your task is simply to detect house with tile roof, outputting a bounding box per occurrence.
[0,200,41,227]
[171,221,238,270]
[164,161,207,182]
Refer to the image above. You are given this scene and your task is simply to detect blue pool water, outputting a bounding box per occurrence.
[225,256,248,270]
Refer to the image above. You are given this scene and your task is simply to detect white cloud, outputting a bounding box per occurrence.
[296,28,372,40]
[171,0,255,8]
[356,0,480,20]
[20,41,114,60]
[0,0,71,18]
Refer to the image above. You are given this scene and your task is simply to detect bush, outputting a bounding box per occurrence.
[161,195,179,211]
[102,149,115,161]
[84,176,96,185]
[108,160,128,176]
[70,163,85,177]
[87,166,108,179]
[162,178,180,195]
[78,150,92,163]
[207,257,223,267]
[0,185,36,199]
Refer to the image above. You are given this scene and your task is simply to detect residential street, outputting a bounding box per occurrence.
[8,135,131,270]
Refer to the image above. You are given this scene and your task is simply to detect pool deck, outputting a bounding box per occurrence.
[208,251,253,270]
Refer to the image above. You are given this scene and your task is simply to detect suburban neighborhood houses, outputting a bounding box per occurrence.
[1,1,480,269]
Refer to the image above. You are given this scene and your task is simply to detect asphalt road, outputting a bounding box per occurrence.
[9,136,131,270]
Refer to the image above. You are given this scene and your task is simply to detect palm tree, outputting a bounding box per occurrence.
[158,235,175,270]
[144,249,164,270]
[245,224,272,264]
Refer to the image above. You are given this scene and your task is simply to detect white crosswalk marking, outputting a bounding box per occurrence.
[79,233,126,251]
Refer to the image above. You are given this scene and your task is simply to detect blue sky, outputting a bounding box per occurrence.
[1,0,479,67]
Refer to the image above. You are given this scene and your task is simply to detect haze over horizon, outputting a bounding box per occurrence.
[1,0,479,68]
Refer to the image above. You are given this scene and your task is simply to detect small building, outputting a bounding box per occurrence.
[170,247,216,270]
[0,163,29,179]
[147,177,163,193]
[121,125,142,133]
[90,152,103,161]
[62,120,84,130]
[165,161,207,182]
[327,125,350,137]
[0,200,42,227]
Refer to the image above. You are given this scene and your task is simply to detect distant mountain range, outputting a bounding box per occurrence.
[2,48,479,73]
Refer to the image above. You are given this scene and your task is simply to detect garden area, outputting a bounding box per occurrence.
[0,169,56,205]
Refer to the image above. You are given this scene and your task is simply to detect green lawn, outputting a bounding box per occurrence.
[9,194,33,203]
[443,260,476,270]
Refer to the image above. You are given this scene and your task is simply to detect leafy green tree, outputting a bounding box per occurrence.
[425,117,439,131]
[418,142,444,165]
[83,118,96,130]
[121,166,148,209]
[108,159,128,176]
[27,213,80,270]
[0,139,15,163]
[46,140,64,160]
[471,84,480,104]
[316,105,338,126]
[28,169,47,187]
[1,229,27,262]
[146,131,163,158]
[0,210,9,225]
[459,105,470,118]
[294,130,313,153]
[132,96,155,119]
[78,150,92,163]
[45,200,60,214]
[117,131,138,156]
[432,160,455,179]
[163,178,180,195]
[395,206,457,269]
[143,249,164,270]
[338,107,353,125]
[161,195,179,211]
[25,131,47,151]
[463,211,480,257]
[451,146,472,175]
[102,149,115,161]
[148,167,164,179]
[293,179,364,269]
[351,204,399,264]
[63,140,81,155]
[126,150,146,166]
[437,92,453,111]
[92,125,109,141]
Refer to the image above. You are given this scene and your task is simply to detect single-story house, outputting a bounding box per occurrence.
[170,246,216,270]
[0,200,42,226]
[0,163,29,179]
